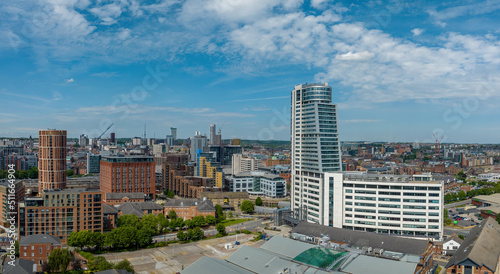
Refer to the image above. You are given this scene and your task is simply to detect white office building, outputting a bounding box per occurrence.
[231,172,287,198]
[326,172,444,240]
[232,154,257,175]
[291,83,341,225]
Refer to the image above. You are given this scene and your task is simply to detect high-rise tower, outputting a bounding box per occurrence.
[291,83,341,225]
[38,130,67,194]
[209,124,216,144]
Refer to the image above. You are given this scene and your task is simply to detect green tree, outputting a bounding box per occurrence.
[192,215,206,227]
[14,240,19,257]
[157,214,168,233]
[118,214,141,228]
[177,230,187,242]
[163,190,175,198]
[66,169,74,177]
[458,234,465,240]
[184,219,194,229]
[115,259,135,273]
[255,197,263,206]
[47,248,72,273]
[141,214,160,233]
[136,227,155,247]
[92,232,105,250]
[206,215,216,225]
[192,227,204,241]
[89,256,114,272]
[68,231,85,249]
[240,200,254,213]
[114,227,138,249]
[215,204,225,222]
[168,210,177,220]
[496,214,500,225]
[216,223,226,236]
[27,167,38,179]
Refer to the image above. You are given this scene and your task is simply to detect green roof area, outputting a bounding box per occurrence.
[293,247,347,269]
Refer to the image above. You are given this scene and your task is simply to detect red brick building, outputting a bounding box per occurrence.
[164,198,215,220]
[38,130,67,193]
[104,192,145,206]
[19,234,61,268]
[100,156,155,199]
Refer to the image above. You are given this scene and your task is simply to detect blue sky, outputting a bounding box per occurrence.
[1,0,500,143]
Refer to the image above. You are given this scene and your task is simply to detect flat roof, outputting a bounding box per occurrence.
[260,234,314,258]
[341,254,417,274]
[474,193,500,205]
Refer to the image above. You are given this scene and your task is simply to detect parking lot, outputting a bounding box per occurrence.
[101,233,262,274]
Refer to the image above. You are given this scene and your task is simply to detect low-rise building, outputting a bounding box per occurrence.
[116,202,164,218]
[291,221,436,274]
[230,172,287,198]
[2,259,36,274]
[201,192,249,211]
[104,192,145,206]
[442,234,463,256]
[103,203,119,230]
[164,198,215,220]
[19,234,61,268]
[445,217,500,274]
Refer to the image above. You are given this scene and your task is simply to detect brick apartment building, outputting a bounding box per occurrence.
[38,130,67,193]
[100,156,155,199]
[20,234,61,268]
[0,180,25,227]
[159,154,194,191]
[171,176,219,198]
[19,188,103,243]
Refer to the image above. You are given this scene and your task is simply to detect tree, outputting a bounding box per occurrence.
[118,215,141,228]
[141,214,160,233]
[136,227,155,248]
[47,248,72,273]
[216,223,226,236]
[163,190,175,198]
[89,256,114,272]
[115,259,135,273]
[215,204,225,222]
[206,215,216,225]
[458,234,465,240]
[66,169,74,177]
[68,231,85,249]
[157,214,168,233]
[192,227,204,241]
[177,230,187,242]
[496,214,500,225]
[92,232,105,250]
[255,197,263,206]
[192,216,206,227]
[168,210,177,220]
[41,262,51,273]
[113,227,138,249]
[14,240,19,257]
[240,200,254,213]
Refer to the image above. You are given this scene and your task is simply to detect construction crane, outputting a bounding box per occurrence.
[98,123,114,139]
[432,133,444,158]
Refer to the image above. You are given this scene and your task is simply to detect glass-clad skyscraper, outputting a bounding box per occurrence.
[291,83,341,225]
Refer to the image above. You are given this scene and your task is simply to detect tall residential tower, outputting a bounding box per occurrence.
[38,130,67,194]
[291,83,341,225]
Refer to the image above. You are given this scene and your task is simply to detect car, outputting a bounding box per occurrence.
[463,217,469,221]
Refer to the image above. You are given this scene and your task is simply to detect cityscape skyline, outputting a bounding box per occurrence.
[1,1,500,143]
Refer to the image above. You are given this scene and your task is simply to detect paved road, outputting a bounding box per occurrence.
[444,199,471,209]
[444,226,472,237]
[153,219,263,243]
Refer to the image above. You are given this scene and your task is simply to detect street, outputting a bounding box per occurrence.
[444,199,471,209]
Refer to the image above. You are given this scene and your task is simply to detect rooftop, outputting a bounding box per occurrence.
[105,192,144,200]
[20,234,61,245]
[116,202,163,217]
[445,217,500,272]
[292,222,430,256]
[473,193,500,205]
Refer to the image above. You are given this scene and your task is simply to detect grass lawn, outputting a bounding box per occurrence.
[220,218,254,227]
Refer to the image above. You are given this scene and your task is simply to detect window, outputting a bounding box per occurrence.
[39,247,42,253]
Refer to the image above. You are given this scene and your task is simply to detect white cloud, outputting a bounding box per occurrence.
[427,0,500,26]
[335,51,374,61]
[411,28,424,36]
[89,3,123,25]
[66,78,74,83]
